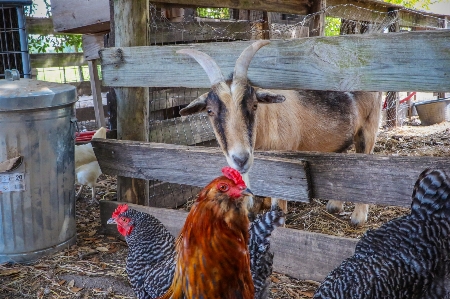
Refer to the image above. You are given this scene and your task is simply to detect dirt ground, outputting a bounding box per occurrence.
[1,119,449,299]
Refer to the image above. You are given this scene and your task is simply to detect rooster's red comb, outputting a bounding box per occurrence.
[112,204,128,218]
[222,166,246,187]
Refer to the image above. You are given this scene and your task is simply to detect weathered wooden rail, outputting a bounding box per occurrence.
[100,30,450,92]
[93,138,450,281]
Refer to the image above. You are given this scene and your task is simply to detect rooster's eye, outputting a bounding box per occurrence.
[121,217,128,222]
[219,184,229,192]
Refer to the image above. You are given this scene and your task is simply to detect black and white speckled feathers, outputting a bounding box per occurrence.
[249,206,285,299]
[119,209,176,299]
[314,169,450,299]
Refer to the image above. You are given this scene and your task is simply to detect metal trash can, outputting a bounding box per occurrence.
[0,70,77,263]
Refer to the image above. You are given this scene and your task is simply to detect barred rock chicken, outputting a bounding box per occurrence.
[108,204,176,298]
[314,168,450,299]
[109,168,284,299]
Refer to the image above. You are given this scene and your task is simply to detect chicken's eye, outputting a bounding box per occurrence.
[121,217,128,222]
[218,183,229,192]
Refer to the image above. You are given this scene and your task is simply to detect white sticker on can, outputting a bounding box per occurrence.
[0,173,25,193]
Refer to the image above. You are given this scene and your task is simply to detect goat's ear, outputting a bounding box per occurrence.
[179,92,209,116]
[255,89,286,104]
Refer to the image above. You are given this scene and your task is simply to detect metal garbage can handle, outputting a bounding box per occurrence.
[5,69,20,81]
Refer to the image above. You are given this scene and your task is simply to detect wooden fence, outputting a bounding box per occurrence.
[86,0,450,282]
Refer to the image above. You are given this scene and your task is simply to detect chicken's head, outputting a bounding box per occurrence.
[107,204,134,236]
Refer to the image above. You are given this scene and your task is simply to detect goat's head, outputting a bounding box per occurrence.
[177,41,286,174]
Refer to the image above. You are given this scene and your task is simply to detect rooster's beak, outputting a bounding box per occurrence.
[107,217,117,224]
[242,188,253,197]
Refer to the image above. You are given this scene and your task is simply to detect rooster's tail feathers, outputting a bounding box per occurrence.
[411,168,450,220]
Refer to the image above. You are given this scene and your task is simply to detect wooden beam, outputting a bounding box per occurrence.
[101,200,357,281]
[75,105,108,122]
[30,53,86,68]
[50,0,110,34]
[100,30,450,92]
[308,0,326,37]
[82,34,105,61]
[91,139,450,207]
[149,20,252,45]
[26,17,55,35]
[88,60,106,128]
[114,0,149,206]
[91,139,312,202]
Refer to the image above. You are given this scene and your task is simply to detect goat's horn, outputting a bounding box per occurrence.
[233,40,270,80]
[177,49,225,86]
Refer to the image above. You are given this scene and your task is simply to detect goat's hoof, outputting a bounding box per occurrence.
[350,211,367,227]
[326,200,344,214]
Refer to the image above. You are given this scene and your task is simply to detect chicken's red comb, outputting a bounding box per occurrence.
[112,204,128,218]
[222,166,246,187]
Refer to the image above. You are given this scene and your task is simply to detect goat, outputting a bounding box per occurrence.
[177,41,382,226]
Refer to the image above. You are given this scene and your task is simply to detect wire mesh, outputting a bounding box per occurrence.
[0,4,29,79]
[144,3,447,207]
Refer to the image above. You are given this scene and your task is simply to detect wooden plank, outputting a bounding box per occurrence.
[50,0,110,34]
[100,200,358,281]
[75,105,108,122]
[114,0,149,206]
[148,181,202,208]
[100,31,450,92]
[30,53,86,68]
[82,34,105,61]
[258,150,450,207]
[88,60,106,128]
[149,115,215,145]
[91,139,450,207]
[26,17,56,35]
[91,139,312,202]
[149,20,252,44]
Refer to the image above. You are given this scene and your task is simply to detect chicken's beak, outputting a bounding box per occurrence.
[242,188,253,197]
[107,217,117,224]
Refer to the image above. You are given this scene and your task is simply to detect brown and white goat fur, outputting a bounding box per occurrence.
[177,41,381,226]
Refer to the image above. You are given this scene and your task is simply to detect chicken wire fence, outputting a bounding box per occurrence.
[142,3,446,207]
[0,2,30,79]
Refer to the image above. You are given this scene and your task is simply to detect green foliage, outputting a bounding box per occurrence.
[325,17,341,36]
[26,0,82,53]
[196,8,230,19]
[28,34,82,54]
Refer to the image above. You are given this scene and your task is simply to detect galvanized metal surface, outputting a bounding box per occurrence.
[0,78,77,264]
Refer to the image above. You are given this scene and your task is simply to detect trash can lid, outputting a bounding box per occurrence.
[0,78,77,111]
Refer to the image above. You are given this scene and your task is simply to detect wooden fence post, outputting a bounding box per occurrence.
[113,0,149,206]
[386,8,400,129]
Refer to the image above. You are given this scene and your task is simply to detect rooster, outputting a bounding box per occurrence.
[314,168,450,299]
[109,168,284,299]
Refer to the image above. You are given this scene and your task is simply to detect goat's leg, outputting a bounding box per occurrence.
[351,203,369,226]
[326,200,344,214]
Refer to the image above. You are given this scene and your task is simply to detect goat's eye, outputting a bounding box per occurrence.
[218,183,229,192]
[207,108,214,116]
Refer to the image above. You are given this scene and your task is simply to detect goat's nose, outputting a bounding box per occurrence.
[232,154,249,169]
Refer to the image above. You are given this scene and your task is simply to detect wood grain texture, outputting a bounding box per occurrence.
[92,139,450,207]
[100,200,358,281]
[30,53,85,68]
[91,139,312,202]
[88,60,106,128]
[26,17,55,35]
[114,0,150,206]
[82,34,105,61]
[50,0,110,33]
[100,31,450,92]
